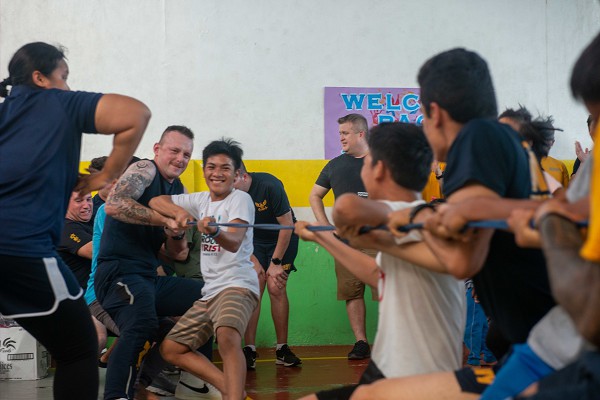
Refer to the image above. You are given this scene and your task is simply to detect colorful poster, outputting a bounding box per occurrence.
[324,87,422,159]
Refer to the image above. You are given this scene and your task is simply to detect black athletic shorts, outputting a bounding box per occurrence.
[316,359,385,400]
[0,254,83,318]
[253,233,299,275]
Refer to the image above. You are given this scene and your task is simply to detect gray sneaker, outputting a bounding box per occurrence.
[146,372,176,396]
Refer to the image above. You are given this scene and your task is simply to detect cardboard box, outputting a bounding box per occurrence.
[0,326,49,380]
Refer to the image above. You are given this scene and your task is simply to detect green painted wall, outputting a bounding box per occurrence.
[254,241,379,347]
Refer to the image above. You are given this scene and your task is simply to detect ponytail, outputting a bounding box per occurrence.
[0,76,12,98]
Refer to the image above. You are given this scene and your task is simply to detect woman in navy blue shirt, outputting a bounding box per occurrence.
[0,42,150,400]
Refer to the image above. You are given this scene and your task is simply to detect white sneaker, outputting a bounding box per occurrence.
[175,371,222,399]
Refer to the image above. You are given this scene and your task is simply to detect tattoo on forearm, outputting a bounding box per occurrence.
[106,162,157,225]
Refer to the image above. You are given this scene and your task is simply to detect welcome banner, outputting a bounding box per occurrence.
[324,87,422,159]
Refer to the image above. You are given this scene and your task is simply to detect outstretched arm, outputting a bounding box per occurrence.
[295,221,379,288]
[387,184,499,279]
[76,94,150,194]
[538,212,600,347]
[333,194,446,273]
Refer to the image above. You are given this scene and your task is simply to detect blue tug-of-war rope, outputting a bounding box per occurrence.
[187,219,589,233]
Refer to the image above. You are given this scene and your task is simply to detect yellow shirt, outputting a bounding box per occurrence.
[541,156,570,188]
[421,163,445,202]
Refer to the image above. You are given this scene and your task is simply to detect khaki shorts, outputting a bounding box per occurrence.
[335,248,378,301]
[166,287,258,350]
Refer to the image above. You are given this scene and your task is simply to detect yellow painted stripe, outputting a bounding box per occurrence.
[80,159,576,207]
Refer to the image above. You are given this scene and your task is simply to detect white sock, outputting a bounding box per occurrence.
[246,344,256,351]
[276,343,287,351]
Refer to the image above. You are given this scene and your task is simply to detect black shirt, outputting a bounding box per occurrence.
[444,119,555,344]
[57,219,93,289]
[316,153,368,199]
[247,172,296,243]
[98,160,184,276]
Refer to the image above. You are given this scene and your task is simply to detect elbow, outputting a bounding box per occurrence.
[135,102,152,125]
[140,105,152,125]
[445,259,479,280]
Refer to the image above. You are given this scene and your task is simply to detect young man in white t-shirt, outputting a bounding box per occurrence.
[149,138,259,400]
[295,122,465,400]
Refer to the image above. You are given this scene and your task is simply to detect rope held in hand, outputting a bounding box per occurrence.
[186,219,588,233]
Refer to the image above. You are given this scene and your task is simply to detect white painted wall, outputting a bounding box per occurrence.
[1,0,599,160]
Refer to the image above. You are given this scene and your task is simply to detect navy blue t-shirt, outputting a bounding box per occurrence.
[443,119,555,344]
[248,172,296,243]
[0,85,102,257]
[98,160,184,275]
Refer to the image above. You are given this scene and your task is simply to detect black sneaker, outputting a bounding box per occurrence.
[348,340,370,360]
[243,346,257,370]
[275,344,302,367]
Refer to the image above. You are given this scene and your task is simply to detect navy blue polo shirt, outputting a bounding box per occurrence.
[0,85,102,257]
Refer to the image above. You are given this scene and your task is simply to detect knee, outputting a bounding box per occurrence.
[267,280,286,298]
[93,321,108,349]
[160,339,187,364]
[215,327,241,350]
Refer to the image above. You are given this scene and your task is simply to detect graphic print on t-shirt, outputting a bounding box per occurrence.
[201,214,222,255]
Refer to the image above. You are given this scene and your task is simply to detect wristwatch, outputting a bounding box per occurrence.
[271,258,282,265]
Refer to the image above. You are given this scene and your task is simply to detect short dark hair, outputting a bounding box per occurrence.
[89,156,108,172]
[368,122,433,192]
[338,113,369,136]
[418,48,497,123]
[571,31,600,103]
[0,42,66,97]
[89,155,139,173]
[202,138,243,171]
[498,105,532,127]
[160,125,194,142]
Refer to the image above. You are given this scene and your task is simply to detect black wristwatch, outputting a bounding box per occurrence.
[271,258,282,265]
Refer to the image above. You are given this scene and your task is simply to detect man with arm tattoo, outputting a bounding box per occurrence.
[94,126,217,400]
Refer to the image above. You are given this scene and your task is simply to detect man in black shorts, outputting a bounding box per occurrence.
[234,162,302,369]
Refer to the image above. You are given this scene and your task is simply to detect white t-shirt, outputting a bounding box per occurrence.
[370,200,466,378]
[171,189,259,300]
